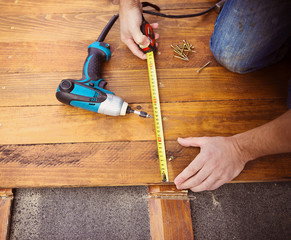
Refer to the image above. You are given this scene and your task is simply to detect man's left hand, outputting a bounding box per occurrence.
[174,136,247,192]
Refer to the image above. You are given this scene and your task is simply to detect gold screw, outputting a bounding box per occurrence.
[197,61,211,73]
[174,55,189,61]
[172,40,195,61]
[173,48,188,60]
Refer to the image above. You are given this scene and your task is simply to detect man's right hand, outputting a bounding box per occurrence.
[119,0,159,59]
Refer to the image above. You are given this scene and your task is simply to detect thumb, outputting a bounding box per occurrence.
[177,137,204,148]
[132,32,150,48]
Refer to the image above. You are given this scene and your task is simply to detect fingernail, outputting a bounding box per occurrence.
[139,42,150,49]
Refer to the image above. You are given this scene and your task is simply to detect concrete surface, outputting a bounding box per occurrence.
[9,186,150,240]
[189,182,291,240]
[9,182,291,240]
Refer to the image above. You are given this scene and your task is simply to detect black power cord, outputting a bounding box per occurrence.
[142,1,225,18]
[96,1,225,42]
[143,6,216,18]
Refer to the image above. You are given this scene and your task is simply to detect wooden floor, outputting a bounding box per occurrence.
[1,1,291,239]
[0,0,290,187]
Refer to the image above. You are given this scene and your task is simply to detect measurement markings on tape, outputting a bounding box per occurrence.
[146,51,169,182]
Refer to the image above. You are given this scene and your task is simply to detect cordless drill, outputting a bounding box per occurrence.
[56,14,152,118]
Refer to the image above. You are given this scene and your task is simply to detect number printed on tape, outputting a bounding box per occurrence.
[146,51,169,182]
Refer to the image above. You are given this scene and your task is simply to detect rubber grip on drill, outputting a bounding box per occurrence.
[80,42,111,82]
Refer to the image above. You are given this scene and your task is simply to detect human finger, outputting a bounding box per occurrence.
[150,23,159,29]
[207,179,226,191]
[190,174,217,192]
[177,137,204,148]
[177,163,212,190]
[154,33,159,40]
[125,39,147,59]
[131,31,150,48]
[174,154,204,187]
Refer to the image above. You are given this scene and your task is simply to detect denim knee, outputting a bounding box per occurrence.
[210,39,252,74]
[210,34,291,74]
[209,0,291,74]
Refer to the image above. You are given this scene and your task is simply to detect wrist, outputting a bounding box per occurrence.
[231,134,257,164]
[120,0,141,9]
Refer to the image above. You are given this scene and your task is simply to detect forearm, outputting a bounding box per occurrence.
[233,110,291,162]
[120,0,141,11]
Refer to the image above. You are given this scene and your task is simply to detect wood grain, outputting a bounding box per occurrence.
[0,12,218,74]
[0,0,290,189]
[1,2,290,240]
[0,65,289,107]
[0,189,13,240]
[0,141,290,188]
[0,37,214,76]
[0,0,216,16]
[0,99,287,144]
[0,8,217,43]
[148,185,193,240]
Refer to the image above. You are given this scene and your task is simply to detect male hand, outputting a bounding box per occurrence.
[174,136,247,192]
[119,0,159,59]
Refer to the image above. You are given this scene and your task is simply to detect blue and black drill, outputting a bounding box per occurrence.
[56,14,152,118]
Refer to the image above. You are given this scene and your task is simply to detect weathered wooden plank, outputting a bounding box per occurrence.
[0,12,218,75]
[0,0,290,191]
[0,0,118,16]
[0,141,164,188]
[1,24,290,75]
[0,100,287,145]
[0,141,290,188]
[0,12,120,43]
[0,65,289,107]
[236,153,291,183]
[0,36,215,74]
[0,8,217,43]
[0,189,13,240]
[0,0,216,16]
[148,185,194,240]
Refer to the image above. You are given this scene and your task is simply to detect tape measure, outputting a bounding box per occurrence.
[146,51,169,182]
[140,17,169,182]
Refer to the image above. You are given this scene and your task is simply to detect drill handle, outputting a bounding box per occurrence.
[80,42,111,83]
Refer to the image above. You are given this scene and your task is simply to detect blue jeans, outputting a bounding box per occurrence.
[210,0,291,73]
[210,0,291,107]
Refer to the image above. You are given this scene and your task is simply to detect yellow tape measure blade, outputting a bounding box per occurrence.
[146,51,169,182]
